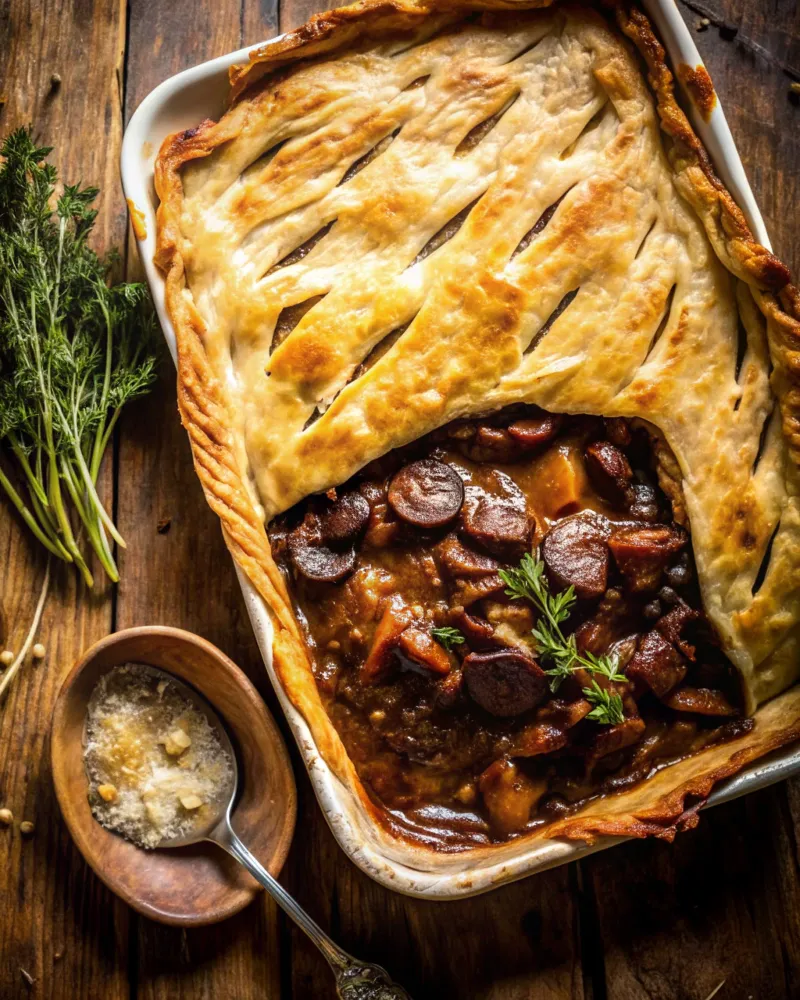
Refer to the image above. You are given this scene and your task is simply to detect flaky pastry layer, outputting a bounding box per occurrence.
[155,0,800,852]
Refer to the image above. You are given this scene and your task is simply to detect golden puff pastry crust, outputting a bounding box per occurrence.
[155,0,800,848]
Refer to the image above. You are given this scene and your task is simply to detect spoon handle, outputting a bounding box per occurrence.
[214,823,413,1000]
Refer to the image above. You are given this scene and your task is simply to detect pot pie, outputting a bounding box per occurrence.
[155,0,800,850]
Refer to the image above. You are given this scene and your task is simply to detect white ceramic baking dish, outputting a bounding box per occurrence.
[121,0,800,898]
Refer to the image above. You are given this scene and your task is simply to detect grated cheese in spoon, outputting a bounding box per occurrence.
[84,664,233,849]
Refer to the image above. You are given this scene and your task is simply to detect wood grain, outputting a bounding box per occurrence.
[51,627,296,926]
[283,782,584,999]
[0,1,129,997]
[584,790,800,1000]
[118,1,284,996]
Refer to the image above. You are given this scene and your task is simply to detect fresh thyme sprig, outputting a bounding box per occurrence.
[582,679,625,725]
[0,128,159,587]
[499,553,626,723]
[431,626,465,651]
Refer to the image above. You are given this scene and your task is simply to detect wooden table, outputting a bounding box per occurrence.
[1,1,799,996]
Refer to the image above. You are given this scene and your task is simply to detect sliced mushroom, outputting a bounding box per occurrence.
[656,600,701,659]
[585,440,634,506]
[587,715,646,762]
[625,630,687,697]
[459,491,532,559]
[507,413,562,450]
[452,573,507,608]
[463,649,548,717]
[661,686,737,717]
[435,667,464,709]
[435,534,500,578]
[609,525,686,593]
[541,511,611,600]
[288,514,357,583]
[388,458,464,527]
[320,491,370,542]
[511,721,570,757]
[449,606,496,649]
[359,600,418,684]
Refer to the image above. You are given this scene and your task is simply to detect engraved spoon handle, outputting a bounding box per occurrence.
[213,822,413,1000]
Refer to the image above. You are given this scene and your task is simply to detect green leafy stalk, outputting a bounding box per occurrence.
[582,679,626,726]
[431,626,466,651]
[499,552,626,725]
[0,127,159,587]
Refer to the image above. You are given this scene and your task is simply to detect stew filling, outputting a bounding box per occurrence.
[268,408,751,847]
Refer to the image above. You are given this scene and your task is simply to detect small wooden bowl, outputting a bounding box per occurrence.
[51,625,297,926]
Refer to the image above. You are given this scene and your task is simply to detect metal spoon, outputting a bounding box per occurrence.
[154,672,412,1000]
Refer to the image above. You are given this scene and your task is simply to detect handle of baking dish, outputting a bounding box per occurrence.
[216,824,413,999]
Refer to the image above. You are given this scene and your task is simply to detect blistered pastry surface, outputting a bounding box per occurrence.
[154,4,800,861]
[157,3,799,712]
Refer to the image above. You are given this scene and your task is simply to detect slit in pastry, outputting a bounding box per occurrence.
[525,289,579,355]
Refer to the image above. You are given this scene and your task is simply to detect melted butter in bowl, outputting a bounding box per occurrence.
[84,664,234,849]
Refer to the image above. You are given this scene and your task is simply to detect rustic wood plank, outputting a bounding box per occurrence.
[280,0,338,31]
[284,781,584,999]
[677,0,800,275]
[115,384,286,1000]
[118,1,283,998]
[583,4,800,999]
[0,2,131,998]
[585,791,800,1000]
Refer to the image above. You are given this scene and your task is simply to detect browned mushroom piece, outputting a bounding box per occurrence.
[604,417,632,448]
[449,606,497,649]
[661,686,737,717]
[587,715,646,762]
[585,440,634,506]
[435,534,500,578]
[575,588,636,656]
[609,525,686,593]
[536,697,593,729]
[287,513,358,583]
[656,600,701,659]
[625,630,687,697]
[459,491,532,559]
[627,482,662,522]
[463,649,548,716]
[511,721,570,757]
[388,458,464,527]
[288,539,357,583]
[320,491,370,542]
[541,511,611,600]
[452,573,507,608]
[507,413,562,450]
[435,666,464,709]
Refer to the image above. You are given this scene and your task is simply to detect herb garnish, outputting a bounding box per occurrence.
[582,678,626,725]
[0,128,158,587]
[0,128,159,702]
[499,553,626,724]
[431,626,466,651]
